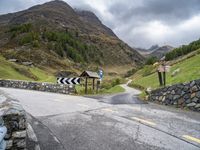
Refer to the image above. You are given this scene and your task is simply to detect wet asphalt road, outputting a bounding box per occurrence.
[0,85,200,150]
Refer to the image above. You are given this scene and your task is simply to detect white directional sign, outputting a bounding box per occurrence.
[57,77,80,85]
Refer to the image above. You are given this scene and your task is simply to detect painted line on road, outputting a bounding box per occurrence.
[77,104,90,108]
[102,108,118,113]
[27,123,38,142]
[53,99,64,102]
[131,117,156,126]
[27,123,41,150]
[183,135,200,144]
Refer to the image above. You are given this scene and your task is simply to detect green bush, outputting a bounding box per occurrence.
[19,33,33,45]
[32,40,40,48]
[124,68,137,77]
[112,78,120,87]
[19,32,40,46]
[142,65,154,77]
[165,38,200,60]
[9,23,32,33]
[145,56,158,65]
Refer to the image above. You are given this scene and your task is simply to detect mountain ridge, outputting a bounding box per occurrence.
[135,45,173,58]
[0,0,144,74]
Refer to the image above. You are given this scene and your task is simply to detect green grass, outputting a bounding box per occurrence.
[99,85,125,94]
[0,55,56,83]
[0,56,31,80]
[75,84,125,95]
[29,68,56,83]
[130,53,200,89]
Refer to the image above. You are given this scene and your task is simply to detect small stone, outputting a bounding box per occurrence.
[191,86,198,92]
[196,91,200,98]
[184,94,190,99]
[19,118,26,129]
[159,96,162,101]
[171,90,175,95]
[192,97,199,103]
[169,95,173,100]
[14,139,26,148]
[12,131,26,138]
[187,102,196,107]
[185,99,191,104]
[173,95,180,100]
[178,98,184,105]
[191,93,196,98]
[162,96,166,102]
[183,86,189,91]
[195,104,200,108]
[6,140,13,149]
[190,81,195,87]
[181,91,186,95]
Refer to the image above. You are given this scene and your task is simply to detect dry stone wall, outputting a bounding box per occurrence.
[0,94,26,149]
[149,79,200,112]
[0,79,75,94]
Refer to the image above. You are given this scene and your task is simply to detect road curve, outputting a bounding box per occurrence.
[0,86,200,150]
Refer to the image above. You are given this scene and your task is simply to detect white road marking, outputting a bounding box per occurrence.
[77,104,90,108]
[183,135,200,144]
[53,136,60,143]
[35,145,41,150]
[27,123,41,150]
[27,123,38,142]
[131,117,156,126]
[102,108,118,113]
[53,99,64,102]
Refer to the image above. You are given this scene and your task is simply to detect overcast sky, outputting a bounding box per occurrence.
[0,0,200,48]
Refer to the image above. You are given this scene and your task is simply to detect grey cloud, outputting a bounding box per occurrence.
[109,0,200,25]
[0,0,49,14]
[0,0,200,48]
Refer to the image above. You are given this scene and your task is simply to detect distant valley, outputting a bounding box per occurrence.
[135,45,174,59]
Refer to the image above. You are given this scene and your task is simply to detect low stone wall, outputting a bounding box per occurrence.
[0,94,26,149]
[149,79,200,112]
[0,79,75,94]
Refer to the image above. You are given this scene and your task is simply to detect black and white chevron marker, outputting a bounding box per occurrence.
[57,77,80,85]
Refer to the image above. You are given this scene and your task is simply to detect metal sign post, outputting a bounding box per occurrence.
[157,57,170,87]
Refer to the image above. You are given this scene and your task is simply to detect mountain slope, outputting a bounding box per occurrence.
[150,45,173,58]
[0,0,143,73]
[135,45,173,58]
[130,48,200,89]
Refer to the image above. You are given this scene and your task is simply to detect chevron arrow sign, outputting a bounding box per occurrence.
[57,77,80,85]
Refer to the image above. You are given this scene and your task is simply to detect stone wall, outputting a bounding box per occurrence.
[0,94,26,149]
[0,79,75,94]
[149,79,200,112]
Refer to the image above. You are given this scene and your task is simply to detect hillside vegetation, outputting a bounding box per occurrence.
[130,49,200,89]
[0,0,143,77]
[0,55,56,82]
[165,38,200,60]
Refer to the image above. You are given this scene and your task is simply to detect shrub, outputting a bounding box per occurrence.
[165,38,200,60]
[145,56,158,65]
[142,65,154,77]
[124,68,137,77]
[32,40,40,48]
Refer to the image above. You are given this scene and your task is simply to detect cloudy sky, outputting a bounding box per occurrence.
[0,0,200,48]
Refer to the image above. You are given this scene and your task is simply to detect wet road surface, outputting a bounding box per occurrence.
[0,85,200,150]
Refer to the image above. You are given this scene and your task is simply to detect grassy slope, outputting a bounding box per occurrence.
[130,52,200,89]
[0,55,56,82]
[99,85,125,94]
[75,85,125,95]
